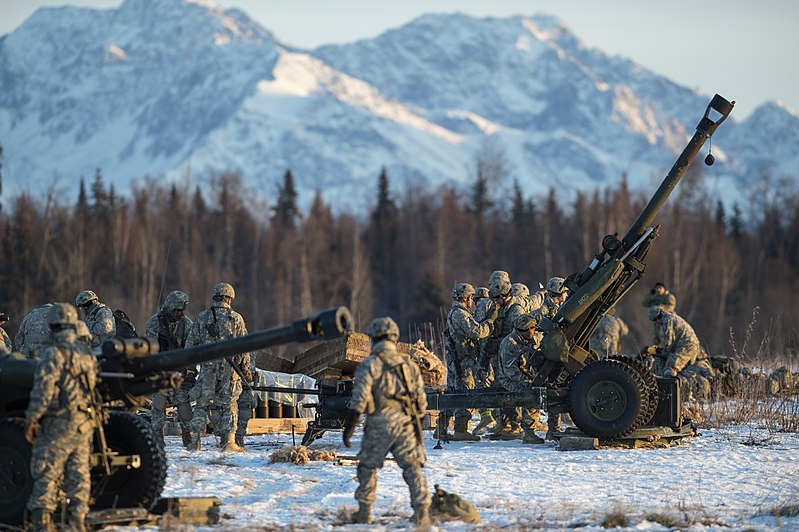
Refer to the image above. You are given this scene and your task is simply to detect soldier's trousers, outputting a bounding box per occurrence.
[151,385,193,435]
[445,358,476,424]
[356,416,430,511]
[236,387,257,440]
[27,416,93,515]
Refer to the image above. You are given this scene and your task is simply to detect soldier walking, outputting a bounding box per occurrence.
[343,317,431,526]
[439,283,495,441]
[15,304,54,359]
[186,283,250,452]
[75,290,116,347]
[24,303,99,532]
[145,290,194,447]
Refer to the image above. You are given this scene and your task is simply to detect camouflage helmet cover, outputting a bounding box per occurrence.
[212,282,235,299]
[366,316,400,342]
[48,302,79,328]
[648,305,664,321]
[546,277,566,295]
[76,320,91,340]
[474,287,489,299]
[75,289,98,307]
[452,282,475,301]
[164,290,189,311]
[488,270,512,298]
[514,313,539,331]
[512,283,530,298]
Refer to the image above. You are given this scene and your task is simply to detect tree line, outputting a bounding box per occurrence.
[1,165,797,364]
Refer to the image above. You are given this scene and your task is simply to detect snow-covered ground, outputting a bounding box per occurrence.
[154,422,799,530]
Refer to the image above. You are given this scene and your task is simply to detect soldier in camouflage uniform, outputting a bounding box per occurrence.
[15,304,54,359]
[512,282,547,314]
[479,271,526,439]
[145,290,195,447]
[343,317,430,526]
[24,303,99,532]
[186,283,250,452]
[497,314,546,444]
[642,282,676,344]
[0,312,11,353]
[473,286,489,307]
[75,290,116,347]
[440,283,495,441]
[589,314,629,357]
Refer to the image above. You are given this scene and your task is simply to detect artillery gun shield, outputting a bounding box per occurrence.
[91,411,167,511]
[568,359,647,439]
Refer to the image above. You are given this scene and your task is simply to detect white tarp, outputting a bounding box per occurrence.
[253,369,316,418]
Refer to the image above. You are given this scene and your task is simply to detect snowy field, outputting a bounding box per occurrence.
[144,421,799,531]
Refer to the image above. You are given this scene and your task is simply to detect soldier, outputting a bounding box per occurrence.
[15,304,54,359]
[512,282,546,314]
[342,317,430,526]
[75,290,116,347]
[145,290,195,447]
[480,271,525,440]
[24,303,99,532]
[0,312,12,353]
[473,286,490,307]
[439,283,495,441]
[642,282,676,344]
[497,314,546,444]
[589,314,629,357]
[186,283,250,452]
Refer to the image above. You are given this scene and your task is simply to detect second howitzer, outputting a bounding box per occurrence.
[0,307,353,526]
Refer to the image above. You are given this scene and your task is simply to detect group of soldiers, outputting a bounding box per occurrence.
[1,282,259,531]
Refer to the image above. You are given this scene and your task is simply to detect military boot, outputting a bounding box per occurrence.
[31,509,55,532]
[471,410,496,435]
[411,505,431,529]
[181,429,193,448]
[491,425,523,441]
[452,417,479,441]
[221,431,245,453]
[235,433,245,448]
[67,511,87,532]
[186,433,200,451]
[522,429,545,444]
[354,502,372,524]
[433,414,452,441]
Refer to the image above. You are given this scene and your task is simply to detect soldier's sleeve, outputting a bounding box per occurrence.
[185,315,202,349]
[92,308,115,337]
[349,358,377,414]
[14,316,27,351]
[144,314,159,342]
[24,347,63,425]
[618,317,629,336]
[454,308,492,341]
[529,291,545,312]
[660,317,676,354]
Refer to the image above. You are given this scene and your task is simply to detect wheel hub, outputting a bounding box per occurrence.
[586,380,628,421]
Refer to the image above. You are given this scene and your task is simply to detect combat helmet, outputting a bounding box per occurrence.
[488,270,511,298]
[512,283,530,298]
[451,283,475,301]
[366,316,400,342]
[164,290,189,311]
[514,313,539,331]
[48,302,79,330]
[546,277,566,295]
[75,289,99,307]
[212,282,235,300]
[474,287,489,300]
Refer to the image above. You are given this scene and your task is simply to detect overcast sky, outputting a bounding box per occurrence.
[2,0,798,120]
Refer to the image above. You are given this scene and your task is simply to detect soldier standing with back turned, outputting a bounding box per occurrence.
[186,283,250,452]
[343,317,431,526]
[24,303,99,532]
[145,290,194,447]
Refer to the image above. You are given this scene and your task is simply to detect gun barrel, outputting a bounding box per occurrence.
[123,306,352,375]
[621,94,734,250]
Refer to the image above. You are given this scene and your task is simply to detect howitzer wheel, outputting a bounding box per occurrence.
[606,355,659,426]
[568,359,646,439]
[0,418,32,525]
[91,411,167,510]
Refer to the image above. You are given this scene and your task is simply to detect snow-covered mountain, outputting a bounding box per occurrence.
[0,0,796,209]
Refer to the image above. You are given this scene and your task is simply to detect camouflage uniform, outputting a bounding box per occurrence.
[642,285,676,344]
[24,304,98,530]
[187,285,249,451]
[15,304,54,359]
[651,311,701,377]
[351,334,430,522]
[0,326,11,353]
[589,314,629,356]
[84,302,115,347]
[235,354,258,447]
[145,293,194,442]
[445,298,493,433]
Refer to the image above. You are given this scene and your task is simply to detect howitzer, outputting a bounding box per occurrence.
[291,94,734,446]
[0,306,353,525]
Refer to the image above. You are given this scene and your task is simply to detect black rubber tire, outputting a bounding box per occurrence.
[0,418,32,526]
[607,355,659,426]
[91,411,166,510]
[568,359,645,439]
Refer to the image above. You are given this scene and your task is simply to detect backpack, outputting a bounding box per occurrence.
[113,309,138,339]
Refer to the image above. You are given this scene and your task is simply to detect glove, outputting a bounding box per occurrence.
[640,345,658,356]
[342,409,360,448]
[24,420,39,444]
[242,367,254,383]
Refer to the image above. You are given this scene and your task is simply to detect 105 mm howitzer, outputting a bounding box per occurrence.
[0,307,353,525]
[286,94,734,446]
